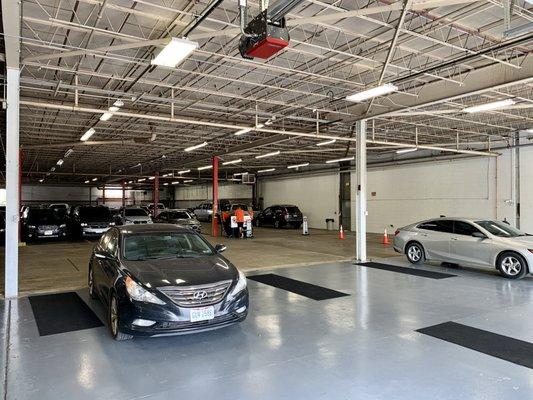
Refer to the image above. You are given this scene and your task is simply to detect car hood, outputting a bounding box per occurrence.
[503,235,533,247]
[124,216,151,222]
[122,255,237,288]
[169,218,199,225]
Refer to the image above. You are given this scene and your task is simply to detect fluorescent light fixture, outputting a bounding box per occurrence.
[234,172,248,176]
[162,173,172,177]
[50,167,56,172]
[222,159,242,165]
[258,168,276,173]
[84,180,90,184]
[64,148,74,158]
[100,112,113,121]
[172,181,180,185]
[127,180,133,184]
[183,180,193,183]
[396,147,417,154]
[256,123,265,129]
[113,100,124,107]
[317,139,336,146]
[80,128,95,141]
[235,127,252,136]
[39,178,44,183]
[163,182,169,186]
[148,176,155,180]
[463,99,516,113]
[138,178,146,182]
[197,165,213,170]
[151,37,198,68]
[108,106,120,112]
[288,163,309,169]
[325,156,354,164]
[184,141,208,152]
[178,169,190,174]
[132,163,141,168]
[255,150,280,159]
[92,177,98,181]
[346,83,398,102]
[56,159,64,166]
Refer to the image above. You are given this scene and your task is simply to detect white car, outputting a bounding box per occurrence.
[119,207,153,225]
[393,217,533,279]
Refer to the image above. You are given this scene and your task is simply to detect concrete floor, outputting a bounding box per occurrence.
[0,224,396,295]
[2,258,532,400]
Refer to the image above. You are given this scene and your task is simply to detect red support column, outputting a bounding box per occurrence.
[122,180,126,207]
[212,156,219,237]
[153,172,159,217]
[102,184,106,205]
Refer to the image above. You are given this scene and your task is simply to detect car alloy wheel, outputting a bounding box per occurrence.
[88,268,97,299]
[274,220,280,229]
[499,254,526,279]
[110,296,119,337]
[406,243,423,264]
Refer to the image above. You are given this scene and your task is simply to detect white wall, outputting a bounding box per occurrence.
[258,173,340,229]
[174,182,253,208]
[258,148,531,233]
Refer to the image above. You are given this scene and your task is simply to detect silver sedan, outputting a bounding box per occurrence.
[393,218,533,279]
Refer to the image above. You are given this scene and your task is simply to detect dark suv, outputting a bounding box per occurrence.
[70,205,115,238]
[255,205,303,229]
[22,207,68,242]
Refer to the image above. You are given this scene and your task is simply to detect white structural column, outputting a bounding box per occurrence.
[3,1,21,298]
[355,120,367,262]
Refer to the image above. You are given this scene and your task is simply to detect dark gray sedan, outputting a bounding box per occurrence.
[88,224,248,340]
[154,209,202,233]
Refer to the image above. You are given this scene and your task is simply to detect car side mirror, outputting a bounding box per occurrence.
[472,232,487,239]
[95,251,114,260]
[214,244,227,254]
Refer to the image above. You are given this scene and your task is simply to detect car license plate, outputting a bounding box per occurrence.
[190,306,215,322]
[44,230,53,236]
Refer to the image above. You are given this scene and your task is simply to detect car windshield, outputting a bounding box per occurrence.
[79,207,112,220]
[125,208,148,217]
[123,232,213,260]
[168,211,191,219]
[475,220,526,237]
[29,209,63,224]
[285,206,300,213]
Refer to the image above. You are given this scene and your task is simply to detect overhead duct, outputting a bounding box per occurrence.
[238,0,305,59]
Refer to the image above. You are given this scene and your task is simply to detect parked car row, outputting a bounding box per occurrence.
[20,203,201,242]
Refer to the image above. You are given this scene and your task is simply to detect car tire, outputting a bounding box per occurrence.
[88,267,98,300]
[405,242,425,264]
[274,220,280,229]
[254,219,260,227]
[109,293,133,341]
[497,252,528,280]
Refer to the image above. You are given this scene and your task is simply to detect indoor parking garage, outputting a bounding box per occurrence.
[1,0,533,399]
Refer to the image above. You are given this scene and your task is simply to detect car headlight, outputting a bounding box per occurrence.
[109,222,115,226]
[228,270,247,298]
[60,224,66,228]
[125,276,165,305]
[28,225,36,229]
[80,223,87,227]
[124,220,133,225]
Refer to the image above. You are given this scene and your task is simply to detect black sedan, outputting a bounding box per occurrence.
[88,224,248,340]
[22,207,69,242]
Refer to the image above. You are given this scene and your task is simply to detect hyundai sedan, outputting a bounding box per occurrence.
[88,224,248,340]
[393,218,533,279]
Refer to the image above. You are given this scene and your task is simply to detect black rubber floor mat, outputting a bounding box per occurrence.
[247,273,349,300]
[417,321,533,369]
[357,262,456,279]
[29,292,103,336]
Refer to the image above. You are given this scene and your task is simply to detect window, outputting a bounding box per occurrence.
[417,220,453,233]
[123,232,214,260]
[453,221,482,236]
[167,211,191,219]
[158,212,168,220]
[475,220,525,238]
[107,229,118,256]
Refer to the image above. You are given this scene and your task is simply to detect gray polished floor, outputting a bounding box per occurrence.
[4,258,533,400]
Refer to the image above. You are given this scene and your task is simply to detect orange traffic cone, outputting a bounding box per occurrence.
[382,228,390,245]
[339,224,345,240]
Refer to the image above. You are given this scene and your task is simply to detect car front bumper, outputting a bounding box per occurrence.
[82,227,110,237]
[118,289,249,337]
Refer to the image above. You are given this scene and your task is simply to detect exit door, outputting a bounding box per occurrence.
[340,172,351,229]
